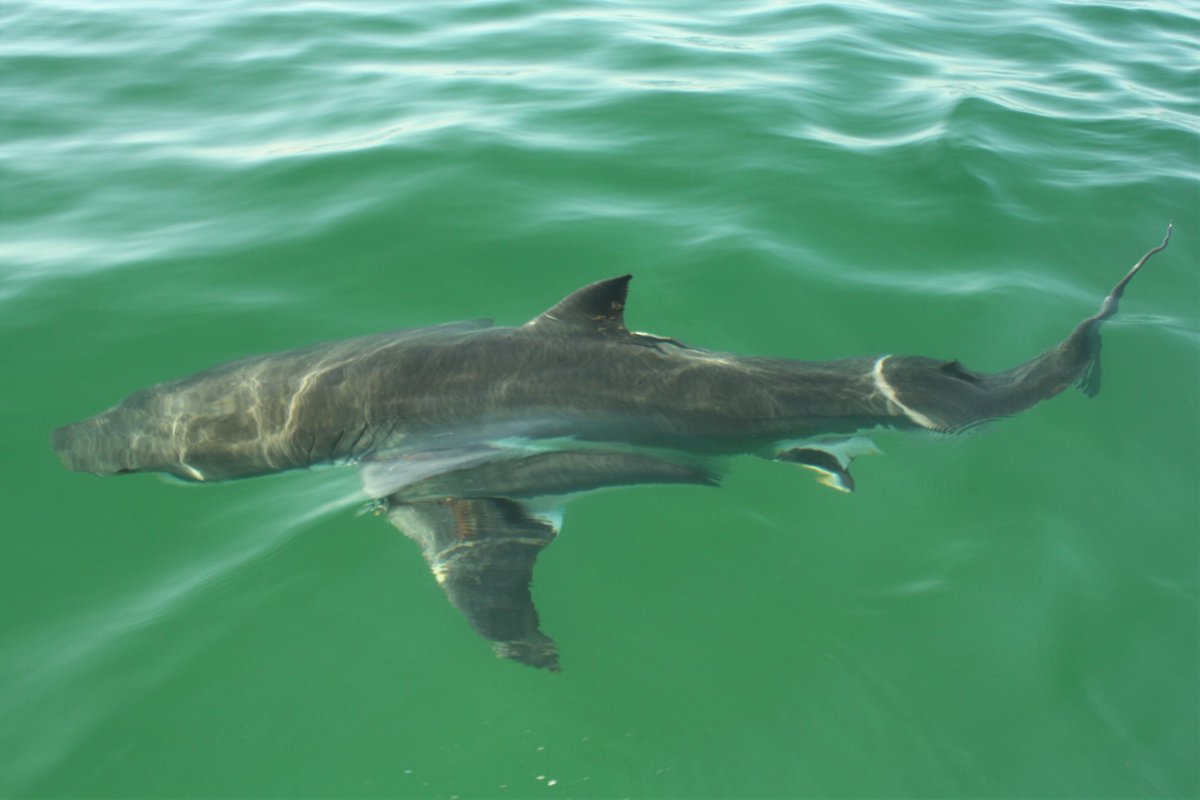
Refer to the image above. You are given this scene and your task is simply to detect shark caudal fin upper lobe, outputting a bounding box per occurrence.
[873,226,1172,432]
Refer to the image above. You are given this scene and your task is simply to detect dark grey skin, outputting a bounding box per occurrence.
[53,228,1171,671]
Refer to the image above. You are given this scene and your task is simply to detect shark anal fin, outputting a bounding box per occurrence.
[386,497,561,671]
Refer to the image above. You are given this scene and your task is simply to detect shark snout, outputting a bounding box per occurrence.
[52,408,154,476]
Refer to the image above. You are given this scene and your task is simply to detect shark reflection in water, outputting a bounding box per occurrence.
[53,228,1172,671]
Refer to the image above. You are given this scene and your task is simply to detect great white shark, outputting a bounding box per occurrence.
[53,228,1172,671]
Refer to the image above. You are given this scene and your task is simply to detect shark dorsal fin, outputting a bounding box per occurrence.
[525,275,632,335]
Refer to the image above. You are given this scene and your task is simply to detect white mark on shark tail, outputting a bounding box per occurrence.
[872,355,940,430]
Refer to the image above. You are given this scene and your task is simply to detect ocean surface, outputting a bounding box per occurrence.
[2,1,1198,797]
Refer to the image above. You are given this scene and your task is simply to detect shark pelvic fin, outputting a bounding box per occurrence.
[524,275,632,335]
[775,436,881,493]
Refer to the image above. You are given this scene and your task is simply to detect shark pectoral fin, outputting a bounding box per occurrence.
[774,436,880,494]
[385,496,561,671]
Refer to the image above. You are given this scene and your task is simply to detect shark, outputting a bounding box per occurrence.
[52,227,1172,671]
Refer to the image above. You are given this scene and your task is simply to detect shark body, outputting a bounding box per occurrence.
[53,229,1171,670]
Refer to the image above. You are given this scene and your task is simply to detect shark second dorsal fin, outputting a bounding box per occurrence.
[524,275,632,335]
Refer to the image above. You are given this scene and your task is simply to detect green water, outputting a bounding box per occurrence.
[3,1,1198,797]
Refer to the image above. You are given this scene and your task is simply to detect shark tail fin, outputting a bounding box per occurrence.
[1074,222,1172,397]
[874,226,1173,432]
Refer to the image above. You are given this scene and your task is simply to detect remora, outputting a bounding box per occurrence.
[52,227,1172,671]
